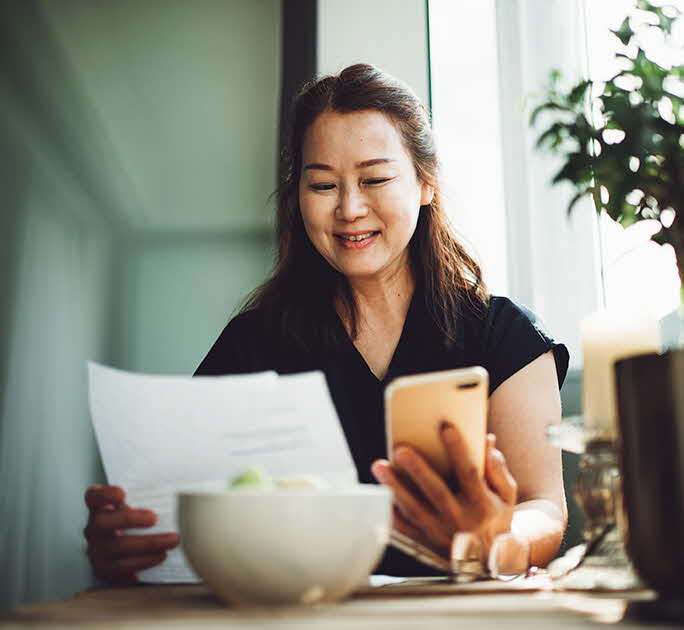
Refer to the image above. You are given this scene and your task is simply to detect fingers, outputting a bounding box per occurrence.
[91,533,180,559]
[92,551,169,578]
[440,422,486,501]
[392,446,462,524]
[85,485,125,510]
[86,529,179,584]
[371,460,441,535]
[487,532,530,578]
[485,434,518,505]
[83,484,174,585]
[391,509,451,571]
[84,508,157,538]
[391,506,424,543]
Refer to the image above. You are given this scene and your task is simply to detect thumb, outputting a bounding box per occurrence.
[484,436,517,505]
[487,532,530,578]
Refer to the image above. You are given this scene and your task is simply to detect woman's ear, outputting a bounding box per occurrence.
[420,181,435,207]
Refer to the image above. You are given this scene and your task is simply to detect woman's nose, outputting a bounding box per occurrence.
[335,187,369,221]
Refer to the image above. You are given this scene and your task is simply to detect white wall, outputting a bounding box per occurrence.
[317,0,430,106]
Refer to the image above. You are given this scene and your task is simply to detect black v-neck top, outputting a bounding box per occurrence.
[195,291,569,576]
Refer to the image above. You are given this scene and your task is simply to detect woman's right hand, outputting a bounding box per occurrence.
[83,485,180,585]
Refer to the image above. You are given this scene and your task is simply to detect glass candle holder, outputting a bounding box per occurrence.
[546,417,643,590]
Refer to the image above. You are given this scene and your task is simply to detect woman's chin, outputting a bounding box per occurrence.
[332,252,410,282]
[338,264,391,281]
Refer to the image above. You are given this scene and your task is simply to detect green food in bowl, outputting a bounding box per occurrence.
[228,468,331,491]
[228,468,274,490]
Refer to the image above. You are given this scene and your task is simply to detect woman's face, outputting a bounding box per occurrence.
[299,110,433,282]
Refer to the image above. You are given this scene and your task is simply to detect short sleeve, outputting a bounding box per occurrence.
[481,296,569,395]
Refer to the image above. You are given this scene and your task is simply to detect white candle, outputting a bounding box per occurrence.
[581,310,660,438]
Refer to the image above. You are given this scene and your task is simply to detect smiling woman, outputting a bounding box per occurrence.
[246,64,489,355]
[299,110,431,284]
[84,63,569,581]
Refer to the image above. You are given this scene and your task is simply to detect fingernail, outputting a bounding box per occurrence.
[372,463,389,483]
[139,510,157,524]
[394,446,413,466]
[489,448,505,463]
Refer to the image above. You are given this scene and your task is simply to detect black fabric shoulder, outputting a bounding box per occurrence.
[481,296,569,394]
[194,309,266,376]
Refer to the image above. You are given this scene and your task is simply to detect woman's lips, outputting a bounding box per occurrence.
[334,231,380,250]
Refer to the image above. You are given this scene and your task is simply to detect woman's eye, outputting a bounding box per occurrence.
[364,178,391,186]
[310,183,336,191]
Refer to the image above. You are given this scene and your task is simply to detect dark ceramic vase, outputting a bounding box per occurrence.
[615,350,684,622]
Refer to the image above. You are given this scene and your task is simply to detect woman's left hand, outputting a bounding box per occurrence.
[371,422,519,560]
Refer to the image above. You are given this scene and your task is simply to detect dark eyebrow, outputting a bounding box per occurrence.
[303,163,334,171]
[303,158,396,171]
[357,158,396,168]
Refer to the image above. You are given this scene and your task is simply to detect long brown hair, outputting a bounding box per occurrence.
[243,63,488,354]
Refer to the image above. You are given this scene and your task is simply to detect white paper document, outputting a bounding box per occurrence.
[87,362,358,583]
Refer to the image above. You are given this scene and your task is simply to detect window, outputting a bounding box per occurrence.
[428,0,508,296]
[585,0,682,323]
[429,0,600,367]
[429,0,682,364]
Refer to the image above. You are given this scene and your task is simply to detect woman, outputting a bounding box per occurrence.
[84,64,568,583]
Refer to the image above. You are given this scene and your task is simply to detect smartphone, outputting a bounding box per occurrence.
[384,367,489,479]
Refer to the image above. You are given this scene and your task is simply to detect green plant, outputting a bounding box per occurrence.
[531,0,684,288]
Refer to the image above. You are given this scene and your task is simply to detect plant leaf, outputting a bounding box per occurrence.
[535,121,569,149]
[529,101,572,126]
[612,17,633,46]
[568,80,592,107]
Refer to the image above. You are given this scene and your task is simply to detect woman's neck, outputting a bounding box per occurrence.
[340,261,415,328]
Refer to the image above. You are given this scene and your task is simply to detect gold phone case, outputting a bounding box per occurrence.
[385,367,489,478]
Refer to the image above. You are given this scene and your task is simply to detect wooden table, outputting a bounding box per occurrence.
[1,578,674,630]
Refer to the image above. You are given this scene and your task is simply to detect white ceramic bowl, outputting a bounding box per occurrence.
[177,485,391,606]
